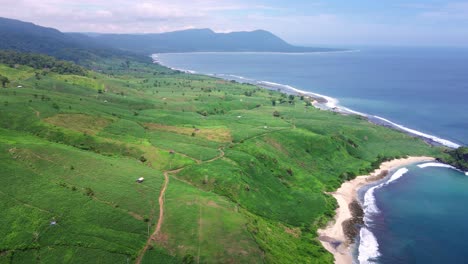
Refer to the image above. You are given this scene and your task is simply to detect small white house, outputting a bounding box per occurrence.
[136,177,144,183]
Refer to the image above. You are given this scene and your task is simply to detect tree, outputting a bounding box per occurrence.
[0,75,9,87]
[182,254,195,264]
[85,187,94,197]
[271,99,276,106]
[52,102,60,110]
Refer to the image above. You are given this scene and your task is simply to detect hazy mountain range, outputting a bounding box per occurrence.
[0,17,339,62]
[87,29,340,54]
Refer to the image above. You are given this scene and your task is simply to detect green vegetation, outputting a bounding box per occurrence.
[0,17,149,67]
[0,74,9,87]
[440,147,468,171]
[0,51,87,76]
[0,51,446,264]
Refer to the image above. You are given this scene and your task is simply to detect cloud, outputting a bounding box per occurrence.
[0,0,275,32]
[0,0,466,45]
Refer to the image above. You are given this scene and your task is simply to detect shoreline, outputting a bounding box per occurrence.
[317,156,435,264]
[151,53,462,150]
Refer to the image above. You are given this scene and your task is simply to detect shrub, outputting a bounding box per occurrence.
[85,187,94,197]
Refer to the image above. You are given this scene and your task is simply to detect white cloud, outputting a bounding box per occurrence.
[0,0,467,45]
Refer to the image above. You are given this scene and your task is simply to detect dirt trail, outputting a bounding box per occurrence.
[134,132,282,263]
[134,147,225,263]
[205,148,225,163]
[173,150,202,164]
[135,168,181,264]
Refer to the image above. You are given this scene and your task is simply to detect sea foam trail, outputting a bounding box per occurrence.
[153,53,462,150]
[363,167,409,221]
[256,80,340,109]
[358,227,381,264]
[359,168,409,264]
[418,162,468,175]
[234,75,462,150]
[373,116,461,149]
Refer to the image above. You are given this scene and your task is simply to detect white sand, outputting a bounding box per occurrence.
[317,156,435,264]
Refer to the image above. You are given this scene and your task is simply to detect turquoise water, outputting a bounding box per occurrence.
[358,164,468,264]
[156,48,468,263]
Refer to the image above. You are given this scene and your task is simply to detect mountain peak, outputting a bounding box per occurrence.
[88,28,332,53]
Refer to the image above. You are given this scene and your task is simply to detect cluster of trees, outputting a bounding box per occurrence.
[0,50,87,75]
[440,147,468,171]
[0,74,9,87]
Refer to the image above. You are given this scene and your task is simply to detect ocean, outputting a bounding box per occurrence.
[358,163,468,264]
[155,47,468,263]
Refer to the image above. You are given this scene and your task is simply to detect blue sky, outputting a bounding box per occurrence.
[1,0,467,46]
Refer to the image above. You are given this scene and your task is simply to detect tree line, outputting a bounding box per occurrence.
[0,50,87,76]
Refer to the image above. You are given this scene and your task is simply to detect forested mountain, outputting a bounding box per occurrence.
[0,17,146,65]
[1,17,339,60]
[88,28,340,54]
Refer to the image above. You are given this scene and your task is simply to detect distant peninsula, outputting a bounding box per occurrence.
[85,29,343,54]
[0,17,343,56]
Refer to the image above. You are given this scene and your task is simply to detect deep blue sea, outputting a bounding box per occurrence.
[156,47,468,263]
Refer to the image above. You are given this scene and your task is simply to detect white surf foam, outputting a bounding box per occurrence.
[363,167,409,222]
[373,116,461,149]
[256,80,341,109]
[359,167,409,263]
[153,53,463,150]
[228,74,252,81]
[358,227,381,264]
[363,185,379,217]
[418,162,468,175]
[418,162,456,169]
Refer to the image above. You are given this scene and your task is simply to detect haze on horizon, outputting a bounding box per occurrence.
[1,0,468,47]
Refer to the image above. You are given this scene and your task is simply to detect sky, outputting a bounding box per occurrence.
[1,0,468,46]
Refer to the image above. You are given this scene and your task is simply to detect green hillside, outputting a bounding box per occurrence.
[0,54,445,264]
[0,17,148,66]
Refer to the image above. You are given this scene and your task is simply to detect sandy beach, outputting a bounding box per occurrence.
[317,156,435,264]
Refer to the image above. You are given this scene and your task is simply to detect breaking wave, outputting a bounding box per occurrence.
[153,53,462,150]
[359,168,409,263]
[418,162,468,176]
[358,227,381,264]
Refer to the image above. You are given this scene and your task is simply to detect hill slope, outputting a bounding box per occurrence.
[0,17,146,65]
[0,16,447,264]
[0,52,444,263]
[88,28,340,54]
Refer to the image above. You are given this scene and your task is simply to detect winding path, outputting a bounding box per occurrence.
[137,134,295,262]
[135,168,184,264]
[134,148,226,263]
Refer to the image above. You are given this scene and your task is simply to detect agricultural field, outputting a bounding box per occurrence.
[0,58,445,263]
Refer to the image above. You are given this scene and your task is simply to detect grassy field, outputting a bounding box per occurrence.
[0,57,446,263]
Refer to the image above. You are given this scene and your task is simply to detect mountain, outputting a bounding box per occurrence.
[0,17,146,64]
[88,28,340,54]
[0,17,339,59]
